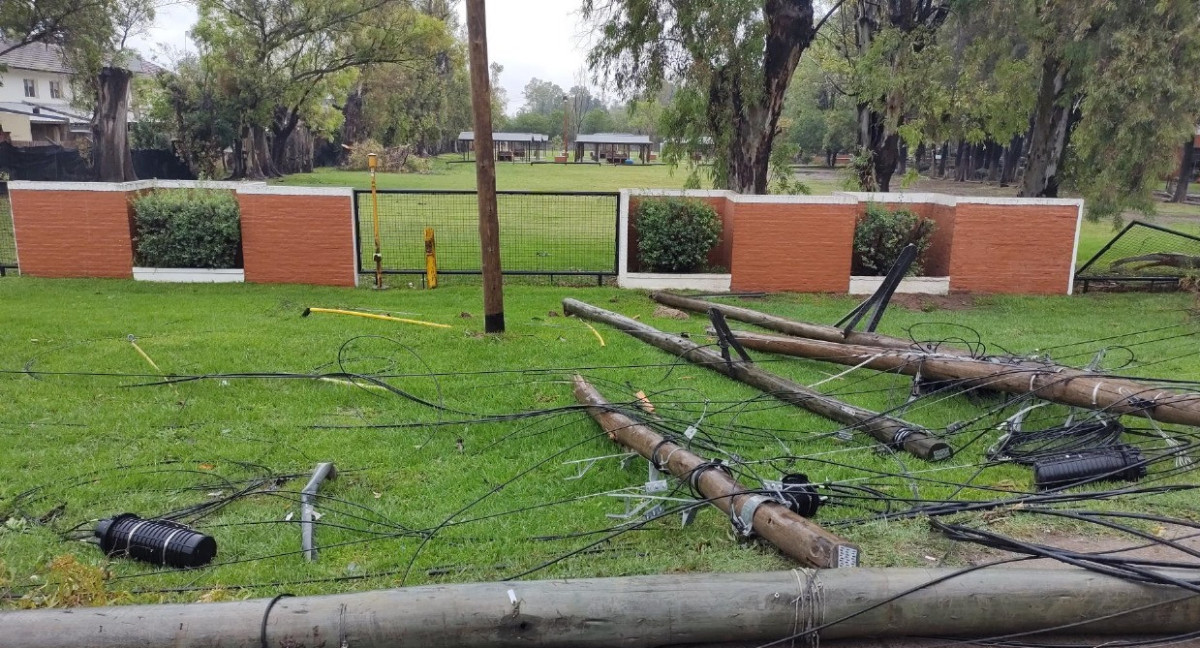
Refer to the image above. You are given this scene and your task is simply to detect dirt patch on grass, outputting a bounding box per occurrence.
[889,293,976,312]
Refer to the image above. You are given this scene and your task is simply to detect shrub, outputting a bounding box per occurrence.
[636,198,722,273]
[344,139,430,173]
[134,189,241,268]
[853,204,936,276]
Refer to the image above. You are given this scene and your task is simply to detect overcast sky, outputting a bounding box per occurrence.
[129,0,594,114]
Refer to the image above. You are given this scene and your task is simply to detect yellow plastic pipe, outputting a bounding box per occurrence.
[302,308,452,329]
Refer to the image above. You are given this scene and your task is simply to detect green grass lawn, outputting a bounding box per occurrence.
[1076,219,1200,270]
[278,158,846,194]
[358,191,619,274]
[0,278,1197,606]
[280,160,696,192]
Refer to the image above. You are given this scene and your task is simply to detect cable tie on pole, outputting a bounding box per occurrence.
[649,436,677,470]
[688,459,733,497]
[891,427,916,449]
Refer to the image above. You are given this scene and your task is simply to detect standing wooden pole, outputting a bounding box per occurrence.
[368,153,383,290]
[6,568,1200,648]
[724,330,1200,427]
[562,93,571,162]
[466,0,504,333]
[563,299,951,461]
[573,375,859,568]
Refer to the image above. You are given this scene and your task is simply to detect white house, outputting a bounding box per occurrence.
[0,39,158,146]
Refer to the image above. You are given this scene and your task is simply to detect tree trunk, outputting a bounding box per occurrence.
[233,125,272,180]
[230,134,247,179]
[855,103,900,192]
[1021,56,1072,197]
[986,140,1003,182]
[250,125,278,178]
[1173,138,1196,203]
[270,106,302,174]
[954,140,966,181]
[937,142,948,178]
[92,67,136,182]
[339,84,367,164]
[1000,134,1023,186]
[711,0,815,194]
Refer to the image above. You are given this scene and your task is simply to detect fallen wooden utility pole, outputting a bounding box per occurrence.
[573,375,859,568]
[649,291,940,352]
[562,299,951,461]
[727,330,1200,427]
[6,568,1200,648]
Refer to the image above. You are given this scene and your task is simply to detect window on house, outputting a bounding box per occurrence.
[49,81,61,99]
[23,79,36,98]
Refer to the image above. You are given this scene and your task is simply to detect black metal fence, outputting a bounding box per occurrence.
[0,187,16,275]
[353,190,619,282]
[1075,221,1200,291]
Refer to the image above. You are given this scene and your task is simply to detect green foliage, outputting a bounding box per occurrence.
[580,108,615,135]
[521,78,566,116]
[160,55,241,178]
[635,198,722,272]
[133,190,241,269]
[1065,0,1200,222]
[853,204,936,276]
[583,0,817,194]
[506,112,555,137]
[343,139,429,173]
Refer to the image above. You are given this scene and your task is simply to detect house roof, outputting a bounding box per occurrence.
[0,38,161,75]
[0,102,66,123]
[576,133,653,145]
[458,131,550,143]
[0,101,89,124]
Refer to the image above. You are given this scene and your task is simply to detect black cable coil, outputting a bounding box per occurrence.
[1032,444,1148,491]
[94,513,217,568]
[777,473,822,518]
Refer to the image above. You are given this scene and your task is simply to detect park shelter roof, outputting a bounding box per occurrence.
[458,131,549,143]
[576,133,653,145]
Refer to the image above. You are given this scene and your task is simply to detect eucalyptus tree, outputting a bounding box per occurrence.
[583,0,823,194]
[195,0,454,177]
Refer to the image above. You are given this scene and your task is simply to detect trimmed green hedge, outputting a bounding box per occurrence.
[635,198,722,273]
[853,204,936,276]
[133,189,241,269]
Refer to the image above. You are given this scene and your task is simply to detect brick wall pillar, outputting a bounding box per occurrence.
[8,182,138,278]
[729,196,858,293]
[236,186,358,287]
[948,199,1082,295]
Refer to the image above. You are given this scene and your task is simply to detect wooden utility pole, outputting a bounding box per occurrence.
[648,291,961,354]
[466,0,504,333]
[7,568,1200,648]
[574,375,860,568]
[726,330,1200,428]
[562,93,571,162]
[563,299,951,461]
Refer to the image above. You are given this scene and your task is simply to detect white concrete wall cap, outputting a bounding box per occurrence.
[235,185,353,197]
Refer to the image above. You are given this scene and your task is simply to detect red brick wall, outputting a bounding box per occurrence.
[238,192,357,287]
[9,187,136,278]
[730,200,857,293]
[948,202,1078,294]
[627,195,732,272]
[924,204,957,277]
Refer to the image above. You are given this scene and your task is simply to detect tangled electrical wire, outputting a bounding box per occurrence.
[4,321,1200,647]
